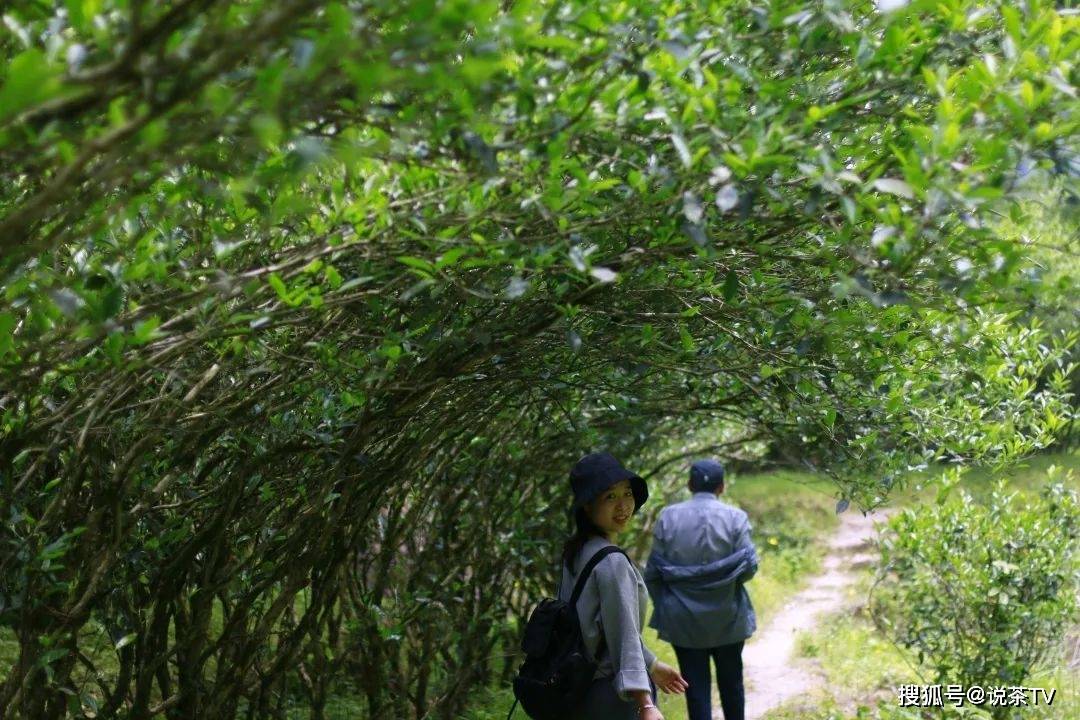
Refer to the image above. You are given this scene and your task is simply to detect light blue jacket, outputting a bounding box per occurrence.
[644,492,758,648]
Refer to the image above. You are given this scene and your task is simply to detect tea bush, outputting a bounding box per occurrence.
[874,468,1079,715]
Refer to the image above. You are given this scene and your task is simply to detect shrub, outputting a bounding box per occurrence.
[873,467,1079,711]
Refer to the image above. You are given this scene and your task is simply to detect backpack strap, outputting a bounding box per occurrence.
[569,545,629,608]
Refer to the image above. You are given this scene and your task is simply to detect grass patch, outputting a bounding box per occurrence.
[891,450,1080,506]
[724,468,842,622]
[769,623,1078,720]
[284,693,369,720]
[793,611,912,708]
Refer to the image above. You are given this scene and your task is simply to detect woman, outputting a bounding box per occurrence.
[561,452,689,720]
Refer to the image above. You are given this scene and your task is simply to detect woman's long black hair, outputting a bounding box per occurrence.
[562,507,607,572]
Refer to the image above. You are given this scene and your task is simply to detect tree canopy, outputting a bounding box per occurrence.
[0,0,1076,717]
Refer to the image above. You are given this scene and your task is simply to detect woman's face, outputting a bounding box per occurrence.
[585,479,636,538]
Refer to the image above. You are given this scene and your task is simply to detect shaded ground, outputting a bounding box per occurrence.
[730,508,894,720]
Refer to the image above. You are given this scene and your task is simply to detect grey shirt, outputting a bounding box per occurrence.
[559,536,658,700]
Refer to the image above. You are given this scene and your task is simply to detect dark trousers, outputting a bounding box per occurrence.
[673,641,745,720]
[570,675,658,720]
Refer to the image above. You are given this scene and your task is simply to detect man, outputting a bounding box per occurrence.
[643,459,758,720]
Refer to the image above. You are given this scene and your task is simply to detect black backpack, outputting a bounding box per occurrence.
[507,546,628,720]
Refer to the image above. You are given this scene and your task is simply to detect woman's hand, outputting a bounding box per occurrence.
[649,660,689,695]
[629,690,665,720]
[639,706,664,720]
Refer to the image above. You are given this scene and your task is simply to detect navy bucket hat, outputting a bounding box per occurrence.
[569,452,648,512]
[690,459,725,492]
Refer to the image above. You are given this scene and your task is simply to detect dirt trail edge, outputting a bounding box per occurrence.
[731,508,895,720]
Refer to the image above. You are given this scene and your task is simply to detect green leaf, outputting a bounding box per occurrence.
[671,133,692,168]
[722,271,739,301]
[679,324,695,353]
[39,538,68,561]
[436,248,467,269]
[337,276,374,293]
[268,273,290,301]
[871,178,915,199]
[36,648,70,667]
[0,312,14,358]
[97,286,124,321]
[251,114,283,148]
[323,264,343,289]
[132,316,161,345]
[0,49,64,123]
[66,0,104,34]
[397,256,435,275]
[590,178,621,192]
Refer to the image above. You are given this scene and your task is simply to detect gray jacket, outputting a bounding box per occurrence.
[643,492,758,648]
[559,536,658,700]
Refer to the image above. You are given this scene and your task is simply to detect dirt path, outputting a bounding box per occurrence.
[728,509,894,720]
